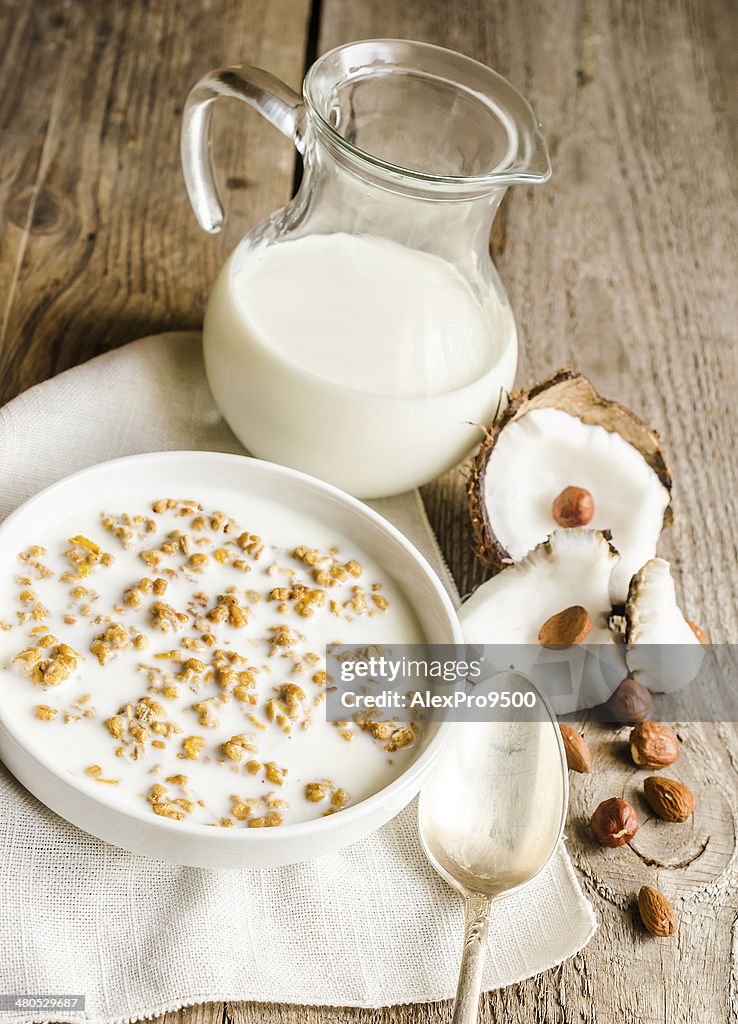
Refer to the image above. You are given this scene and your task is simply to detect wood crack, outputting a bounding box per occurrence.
[631,835,711,870]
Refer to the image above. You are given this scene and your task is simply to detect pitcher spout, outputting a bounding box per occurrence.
[483,71,551,187]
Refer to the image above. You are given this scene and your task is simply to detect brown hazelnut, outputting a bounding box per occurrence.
[538,605,592,648]
[559,724,592,773]
[552,486,595,528]
[630,722,680,769]
[602,677,652,723]
[589,796,638,847]
[643,776,696,822]
[638,885,678,936]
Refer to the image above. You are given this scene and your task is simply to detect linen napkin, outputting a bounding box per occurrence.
[0,332,596,1024]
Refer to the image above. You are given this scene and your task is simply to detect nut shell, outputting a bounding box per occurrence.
[559,724,592,773]
[590,797,638,847]
[539,605,592,648]
[643,776,696,822]
[638,885,678,936]
[552,486,595,528]
[602,677,653,723]
[630,722,680,769]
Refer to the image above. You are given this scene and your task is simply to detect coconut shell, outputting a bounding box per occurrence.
[467,368,673,574]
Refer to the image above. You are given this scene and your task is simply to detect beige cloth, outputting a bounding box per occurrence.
[0,333,596,1023]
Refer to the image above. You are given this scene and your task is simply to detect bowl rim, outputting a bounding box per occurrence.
[0,450,461,843]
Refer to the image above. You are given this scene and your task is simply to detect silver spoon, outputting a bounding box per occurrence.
[418,678,568,1024]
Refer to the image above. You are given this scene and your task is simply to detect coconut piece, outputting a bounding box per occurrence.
[625,558,703,693]
[459,529,627,712]
[468,369,672,605]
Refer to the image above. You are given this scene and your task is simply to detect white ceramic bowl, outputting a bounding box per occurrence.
[0,451,461,868]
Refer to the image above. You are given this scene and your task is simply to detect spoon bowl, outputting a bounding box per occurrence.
[418,673,568,1022]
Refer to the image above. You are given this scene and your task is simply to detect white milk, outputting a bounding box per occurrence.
[203,233,517,497]
[0,487,426,829]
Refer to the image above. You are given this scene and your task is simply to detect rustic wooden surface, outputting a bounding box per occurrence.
[1,0,737,1022]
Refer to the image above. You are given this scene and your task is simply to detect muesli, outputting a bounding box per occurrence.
[0,493,424,828]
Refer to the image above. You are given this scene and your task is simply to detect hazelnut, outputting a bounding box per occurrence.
[552,486,595,528]
[538,605,592,648]
[630,722,680,769]
[638,885,678,936]
[559,724,592,773]
[602,677,652,723]
[643,776,696,822]
[590,796,638,847]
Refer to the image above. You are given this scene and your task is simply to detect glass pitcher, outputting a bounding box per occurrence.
[182,39,550,498]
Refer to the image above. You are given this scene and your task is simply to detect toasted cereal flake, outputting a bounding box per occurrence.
[166,773,189,786]
[207,594,251,628]
[192,698,219,728]
[147,783,185,820]
[268,624,298,652]
[34,704,58,721]
[106,715,126,738]
[90,622,132,665]
[221,734,258,762]
[13,641,80,687]
[140,550,163,569]
[64,535,113,579]
[237,532,263,558]
[180,735,205,760]
[385,725,415,752]
[264,761,287,785]
[151,601,189,632]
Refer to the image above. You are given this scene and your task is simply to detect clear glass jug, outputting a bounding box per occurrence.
[182,40,550,498]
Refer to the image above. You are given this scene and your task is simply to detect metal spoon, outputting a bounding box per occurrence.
[418,677,568,1024]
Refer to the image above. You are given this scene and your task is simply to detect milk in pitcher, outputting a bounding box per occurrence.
[203,232,517,496]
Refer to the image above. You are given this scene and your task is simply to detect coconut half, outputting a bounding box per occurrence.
[468,369,672,605]
[459,529,627,713]
[624,558,704,693]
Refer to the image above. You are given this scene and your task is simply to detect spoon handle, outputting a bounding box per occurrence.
[452,893,492,1024]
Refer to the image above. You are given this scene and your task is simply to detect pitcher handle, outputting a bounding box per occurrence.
[181,65,306,234]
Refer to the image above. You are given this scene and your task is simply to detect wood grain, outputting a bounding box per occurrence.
[0,0,311,400]
[1,0,736,1022]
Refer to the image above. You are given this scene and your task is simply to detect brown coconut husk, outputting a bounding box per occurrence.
[467,368,673,573]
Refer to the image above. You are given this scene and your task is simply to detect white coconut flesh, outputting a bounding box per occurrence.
[625,558,703,693]
[459,530,627,712]
[483,407,671,604]
[460,530,617,645]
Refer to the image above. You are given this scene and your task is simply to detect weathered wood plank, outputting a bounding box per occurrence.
[155,1004,225,1024]
[0,0,311,402]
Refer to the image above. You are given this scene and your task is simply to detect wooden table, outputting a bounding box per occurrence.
[1,1,737,1021]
